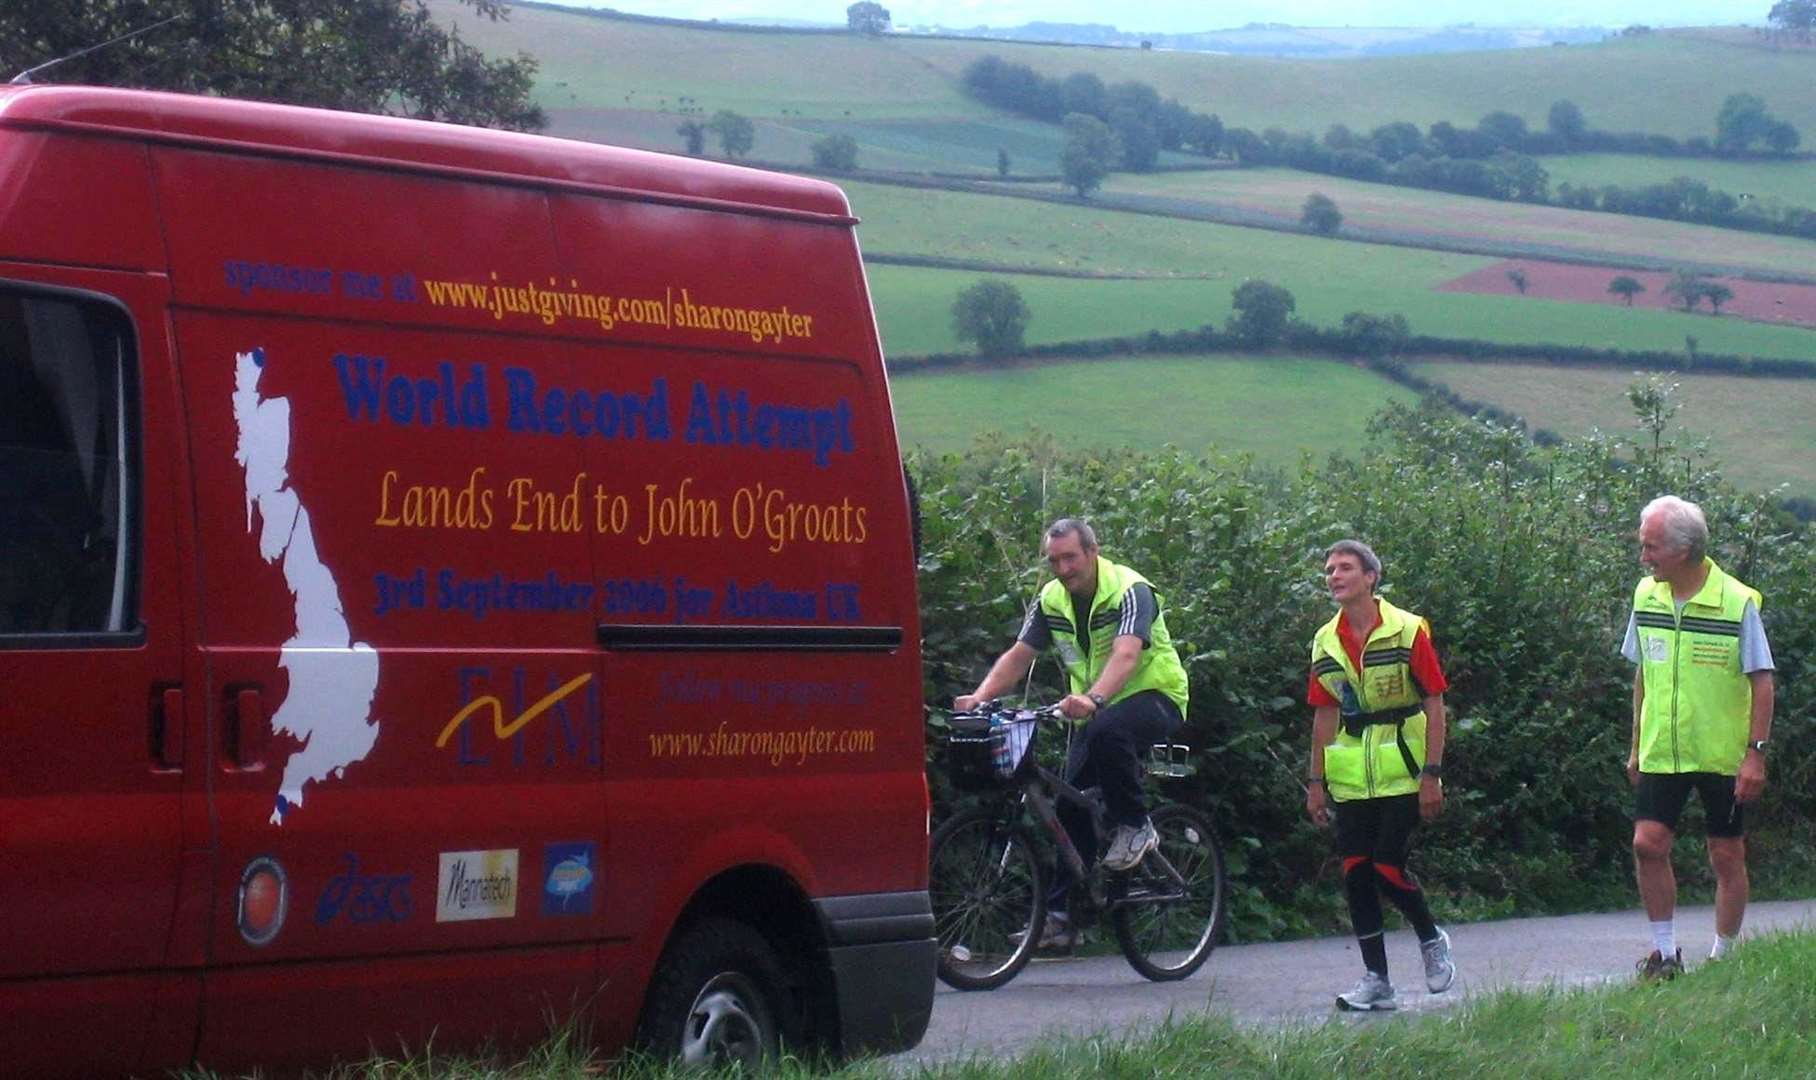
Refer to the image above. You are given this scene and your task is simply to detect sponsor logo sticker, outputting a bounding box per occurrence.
[542,841,597,916]
[1646,635,1669,662]
[315,853,413,926]
[436,849,519,922]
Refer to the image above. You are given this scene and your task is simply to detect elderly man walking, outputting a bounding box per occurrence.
[1623,495,1775,977]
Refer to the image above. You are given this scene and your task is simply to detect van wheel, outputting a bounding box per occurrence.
[636,918,786,1067]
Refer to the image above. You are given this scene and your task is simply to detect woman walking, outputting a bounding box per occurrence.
[1304,539,1457,1011]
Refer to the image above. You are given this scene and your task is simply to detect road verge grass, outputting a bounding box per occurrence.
[194,930,1816,1076]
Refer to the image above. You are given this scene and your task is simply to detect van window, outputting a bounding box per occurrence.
[0,288,134,637]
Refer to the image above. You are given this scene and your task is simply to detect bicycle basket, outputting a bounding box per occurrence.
[946,712,1038,789]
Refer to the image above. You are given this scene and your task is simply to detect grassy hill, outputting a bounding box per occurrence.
[1540,154,1816,210]
[848,182,1816,361]
[1414,360,1816,495]
[442,4,1816,145]
[1098,168,1816,281]
[431,1,1816,496]
[889,354,1418,462]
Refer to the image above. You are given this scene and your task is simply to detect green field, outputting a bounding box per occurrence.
[1541,153,1816,211]
[889,354,1417,461]
[1099,167,1816,280]
[849,184,1816,361]
[446,5,1816,141]
[1414,360,1816,495]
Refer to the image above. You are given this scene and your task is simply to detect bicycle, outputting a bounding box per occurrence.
[929,701,1227,991]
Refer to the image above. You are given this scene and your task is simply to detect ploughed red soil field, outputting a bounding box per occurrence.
[1438,260,1816,329]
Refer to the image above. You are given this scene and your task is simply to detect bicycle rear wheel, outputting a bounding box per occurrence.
[929,808,1045,991]
[1111,804,1226,981]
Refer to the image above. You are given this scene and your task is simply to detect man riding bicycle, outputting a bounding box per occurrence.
[955,518,1189,948]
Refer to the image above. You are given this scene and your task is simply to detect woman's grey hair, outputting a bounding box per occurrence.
[1325,539,1382,580]
[1641,495,1708,560]
[1043,517,1098,552]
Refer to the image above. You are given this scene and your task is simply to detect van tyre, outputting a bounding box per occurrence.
[636,918,787,1067]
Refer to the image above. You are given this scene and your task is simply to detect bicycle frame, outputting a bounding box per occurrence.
[1012,758,1191,914]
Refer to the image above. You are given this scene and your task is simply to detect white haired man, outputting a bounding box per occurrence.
[1624,495,1775,977]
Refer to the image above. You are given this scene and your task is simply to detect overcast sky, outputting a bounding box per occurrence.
[570,1,1754,30]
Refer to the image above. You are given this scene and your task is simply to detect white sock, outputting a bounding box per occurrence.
[1651,920,1675,958]
[1710,934,1737,959]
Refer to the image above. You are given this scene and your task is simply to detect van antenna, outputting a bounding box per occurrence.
[10,14,185,86]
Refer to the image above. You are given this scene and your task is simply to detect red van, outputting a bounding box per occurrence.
[0,85,932,1075]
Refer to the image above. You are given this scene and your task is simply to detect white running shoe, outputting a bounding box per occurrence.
[1101,818,1159,871]
[1422,926,1456,993]
[1336,971,1398,1011]
[1011,914,1080,952]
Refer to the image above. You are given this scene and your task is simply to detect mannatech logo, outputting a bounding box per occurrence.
[436,849,519,923]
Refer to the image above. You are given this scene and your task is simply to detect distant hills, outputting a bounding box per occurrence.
[514,5,1618,58]
[892,21,1615,57]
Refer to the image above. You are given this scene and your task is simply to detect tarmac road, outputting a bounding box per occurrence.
[905,898,1816,1065]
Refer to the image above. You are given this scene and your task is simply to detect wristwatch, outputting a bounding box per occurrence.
[1420,762,1444,778]
[1087,692,1107,709]
[1748,739,1769,753]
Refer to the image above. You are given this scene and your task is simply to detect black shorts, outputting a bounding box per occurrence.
[1635,771,1745,838]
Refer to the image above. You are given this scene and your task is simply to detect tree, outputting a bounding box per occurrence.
[1506,268,1529,295]
[0,1,545,131]
[1714,93,1800,156]
[1300,193,1343,235]
[845,2,891,33]
[1664,269,1709,312]
[1703,281,1734,314]
[1608,275,1647,306]
[996,147,1011,178]
[1060,112,1119,198]
[676,120,706,155]
[1626,373,1681,466]
[1478,110,1530,149]
[951,280,1029,356]
[1769,0,1816,34]
[1548,100,1587,146]
[1058,72,1106,119]
[810,134,859,171]
[1767,120,1803,154]
[707,110,755,159]
[1339,311,1410,357]
[1226,280,1296,347]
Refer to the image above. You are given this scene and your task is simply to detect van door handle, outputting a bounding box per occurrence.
[150,685,184,769]
[223,685,268,771]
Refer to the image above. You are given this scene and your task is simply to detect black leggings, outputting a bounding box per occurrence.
[1335,794,1438,957]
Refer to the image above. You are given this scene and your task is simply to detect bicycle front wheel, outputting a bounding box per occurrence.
[929,808,1046,991]
[1111,804,1226,981]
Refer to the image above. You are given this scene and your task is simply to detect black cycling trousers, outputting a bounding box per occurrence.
[1051,690,1182,909]
[1335,793,1438,943]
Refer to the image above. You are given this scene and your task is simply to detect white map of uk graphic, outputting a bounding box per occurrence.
[233,347,381,825]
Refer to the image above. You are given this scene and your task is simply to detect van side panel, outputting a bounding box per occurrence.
[550,194,929,1049]
[0,133,162,271]
[154,150,607,1067]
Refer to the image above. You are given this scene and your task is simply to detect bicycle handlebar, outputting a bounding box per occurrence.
[950,700,1067,726]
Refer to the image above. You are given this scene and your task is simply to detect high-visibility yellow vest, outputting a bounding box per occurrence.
[1036,556,1189,719]
[1311,597,1433,802]
[1632,558,1760,776]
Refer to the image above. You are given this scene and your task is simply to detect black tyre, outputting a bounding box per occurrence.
[1111,804,1226,982]
[929,809,1045,991]
[635,917,786,1066]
